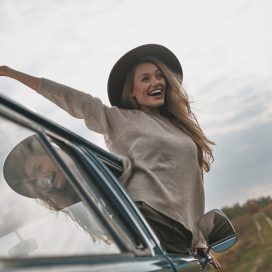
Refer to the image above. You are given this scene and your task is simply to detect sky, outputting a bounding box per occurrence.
[0,0,271,211]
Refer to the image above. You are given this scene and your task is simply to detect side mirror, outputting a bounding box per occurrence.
[8,230,38,258]
[8,239,38,258]
[199,209,237,253]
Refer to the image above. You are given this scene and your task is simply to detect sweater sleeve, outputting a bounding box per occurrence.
[37,78,123,136]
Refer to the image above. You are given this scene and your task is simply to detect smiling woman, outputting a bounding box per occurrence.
[0,44,216,262]
[24,154,67,190]
[130,62,166,114]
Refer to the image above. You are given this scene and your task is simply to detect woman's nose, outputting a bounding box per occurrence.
[151,77,161,86]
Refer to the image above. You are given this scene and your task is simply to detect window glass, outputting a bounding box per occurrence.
[50,136,142,249]
[80,148,144,249]
[0,116,120,258]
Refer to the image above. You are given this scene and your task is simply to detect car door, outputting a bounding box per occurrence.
[0,94,178,272]
[79,143,204,272]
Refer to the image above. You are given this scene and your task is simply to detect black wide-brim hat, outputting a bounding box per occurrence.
[3,135,80,210]
[107,44,183,107]
[3,135,42,198]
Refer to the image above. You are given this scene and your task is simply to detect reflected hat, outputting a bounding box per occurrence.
[107,43,183,107]
[3,135,43,198]
[3,135,80,210]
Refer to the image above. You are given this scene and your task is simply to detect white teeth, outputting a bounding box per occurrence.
[149,90,162,96]
[48,174,54,186]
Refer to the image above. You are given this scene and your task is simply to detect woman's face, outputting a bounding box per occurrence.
[132,62,166,114]
[24,154,67,191]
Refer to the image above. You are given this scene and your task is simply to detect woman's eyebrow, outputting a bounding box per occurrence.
[138,69,161,78]
[138,72,149,78]
[155,69,162,73]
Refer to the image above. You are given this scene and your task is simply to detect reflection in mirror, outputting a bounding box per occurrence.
[211,236,237,253]
[199,209,237,252]
[3,134,81,211]
[0,117,120,258]
[8,230,38,258]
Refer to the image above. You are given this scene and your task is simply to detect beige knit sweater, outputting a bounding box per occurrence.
[37,78,206,248]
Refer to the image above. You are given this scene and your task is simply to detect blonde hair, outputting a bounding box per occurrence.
[120,56,214,172]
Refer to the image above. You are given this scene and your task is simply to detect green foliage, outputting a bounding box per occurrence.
[216,196,272,271]
[222,196,272,220]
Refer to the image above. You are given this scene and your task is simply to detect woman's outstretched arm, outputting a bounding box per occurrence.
[0,66,40,91]
[0,65,125,136]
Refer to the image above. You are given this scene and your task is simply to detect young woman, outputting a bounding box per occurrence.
[0,44,215,259]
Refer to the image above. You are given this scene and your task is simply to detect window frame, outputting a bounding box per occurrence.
[37,131,138,253]
[0,95,164,258]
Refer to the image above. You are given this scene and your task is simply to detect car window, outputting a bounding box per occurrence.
[49,135,144,252]
[0,116,121,258]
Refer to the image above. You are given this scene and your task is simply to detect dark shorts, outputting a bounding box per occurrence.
[135,201,192,255]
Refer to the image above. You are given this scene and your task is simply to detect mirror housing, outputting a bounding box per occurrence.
[199,209,237,253]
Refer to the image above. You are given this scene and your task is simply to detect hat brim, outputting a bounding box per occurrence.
[3,135,81,210]
[107,44,183,107]
[3,135,42,198]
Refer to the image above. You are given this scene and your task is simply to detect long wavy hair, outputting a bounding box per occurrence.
[120,56,214,172]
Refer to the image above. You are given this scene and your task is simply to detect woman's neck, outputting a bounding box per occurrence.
[140,105,161,116]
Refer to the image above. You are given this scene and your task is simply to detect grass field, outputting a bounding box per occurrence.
[213,205,272,272]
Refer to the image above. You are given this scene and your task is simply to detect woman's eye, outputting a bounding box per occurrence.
[156,73,164,79]
[141,76,149,82]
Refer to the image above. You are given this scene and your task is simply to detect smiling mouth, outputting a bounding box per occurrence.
[48,172,56,187]
[148,90,163,96]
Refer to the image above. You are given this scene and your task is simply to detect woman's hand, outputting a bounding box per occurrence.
[0,66,41,91]
[195,248,221,269]
[0,65,11,77]
[209,253,221,270]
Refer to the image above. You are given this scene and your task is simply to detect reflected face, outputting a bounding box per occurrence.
[132,62,166,114]
[24,155,67,191]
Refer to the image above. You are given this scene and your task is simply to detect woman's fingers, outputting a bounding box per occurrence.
[0,66,10,76]
[210,254,221,269]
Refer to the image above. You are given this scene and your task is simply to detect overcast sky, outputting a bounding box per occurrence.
[1,0,271,211]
